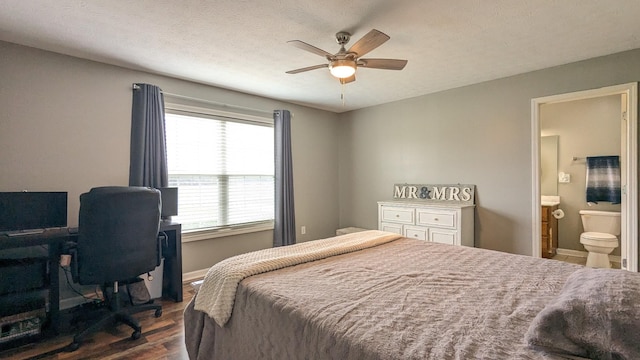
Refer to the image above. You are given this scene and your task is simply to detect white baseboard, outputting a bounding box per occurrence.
[60,270,208,310]
[555,248,588,258]
[183,268,208,283]
[60,271,208,310]
[556,248,621,263]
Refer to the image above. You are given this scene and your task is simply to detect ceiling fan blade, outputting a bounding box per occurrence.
[287,40,333,58]
[340,74,356,84]
[358,58,408,70]
[347,29,390,57]
[286,64,328,74]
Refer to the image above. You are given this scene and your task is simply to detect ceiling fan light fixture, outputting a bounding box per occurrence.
[329,59,356,78]
[287,29,407,85]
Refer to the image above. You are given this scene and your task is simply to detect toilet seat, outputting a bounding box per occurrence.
[580,232,618,246]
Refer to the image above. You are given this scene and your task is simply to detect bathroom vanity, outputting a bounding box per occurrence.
[541,205,559,258]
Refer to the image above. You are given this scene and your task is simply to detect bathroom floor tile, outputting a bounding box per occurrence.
[563,256,587,265]
[552,254,621,269]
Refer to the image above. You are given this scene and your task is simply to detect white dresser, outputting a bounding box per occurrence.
[378,201,475,247]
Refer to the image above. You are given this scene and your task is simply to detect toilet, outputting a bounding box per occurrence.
[579,210,621,268]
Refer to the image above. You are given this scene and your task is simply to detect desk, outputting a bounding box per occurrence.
[0,221,182,339]
[158,221,183,302]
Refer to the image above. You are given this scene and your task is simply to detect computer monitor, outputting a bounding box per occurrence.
[0,192,68,232]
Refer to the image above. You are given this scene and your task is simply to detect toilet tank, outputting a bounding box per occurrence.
[579,210,621,236]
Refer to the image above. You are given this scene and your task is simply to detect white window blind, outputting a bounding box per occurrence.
[165,108,274,232]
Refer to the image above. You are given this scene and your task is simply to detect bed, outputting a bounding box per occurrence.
[184,230,640,360]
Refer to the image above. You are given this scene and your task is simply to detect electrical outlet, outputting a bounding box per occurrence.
[301,226,306,235]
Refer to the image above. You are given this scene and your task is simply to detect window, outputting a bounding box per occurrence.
[165,105,274,233]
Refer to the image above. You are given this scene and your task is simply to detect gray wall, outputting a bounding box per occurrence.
[0,41,340,275]
[338,49,640,256]
[541,95,622,254]
[3,39,640,274]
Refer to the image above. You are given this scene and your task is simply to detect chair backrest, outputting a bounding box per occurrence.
[76,186,161,285]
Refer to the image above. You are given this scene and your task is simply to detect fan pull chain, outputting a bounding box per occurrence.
[341,82,346,106]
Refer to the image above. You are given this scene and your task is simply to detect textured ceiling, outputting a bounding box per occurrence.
[1,0,640,113]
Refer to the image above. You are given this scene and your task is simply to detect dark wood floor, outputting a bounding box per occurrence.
[0,283,196,360]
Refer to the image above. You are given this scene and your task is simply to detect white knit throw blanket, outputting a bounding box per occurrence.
[194,230,402,327]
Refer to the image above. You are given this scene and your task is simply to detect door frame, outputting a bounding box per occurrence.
[531,83,638,271]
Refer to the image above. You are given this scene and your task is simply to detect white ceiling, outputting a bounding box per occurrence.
[1,0,640,113]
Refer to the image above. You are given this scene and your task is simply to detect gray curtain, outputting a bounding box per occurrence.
[274,110,296,247]
[129,83,168,188]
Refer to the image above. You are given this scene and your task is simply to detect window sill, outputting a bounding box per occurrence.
[181,222,274,243]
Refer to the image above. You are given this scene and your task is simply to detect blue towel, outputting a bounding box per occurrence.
[586,156,621,204]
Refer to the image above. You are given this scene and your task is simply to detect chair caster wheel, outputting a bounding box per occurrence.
[68,342,80,352]
[155,308,162,317]
[131,330,141,340]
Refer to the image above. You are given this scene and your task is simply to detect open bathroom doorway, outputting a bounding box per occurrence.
[531,83,638,271]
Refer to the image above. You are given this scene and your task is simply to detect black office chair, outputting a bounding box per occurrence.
[67,186,163,351]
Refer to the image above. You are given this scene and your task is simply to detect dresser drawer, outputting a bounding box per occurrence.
[429,229,456,245]
[404,227,427,240]
[380,207,415,224]
[378,201,474,247]
[416,209,456,228]
[380,222,403,235]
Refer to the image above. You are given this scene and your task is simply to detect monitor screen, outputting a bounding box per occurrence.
[0,192,68,232]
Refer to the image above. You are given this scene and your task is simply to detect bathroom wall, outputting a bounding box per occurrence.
[540,136,558,196]
[540,95,622,254]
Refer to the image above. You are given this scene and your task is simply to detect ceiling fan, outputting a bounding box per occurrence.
[286,29,408,84]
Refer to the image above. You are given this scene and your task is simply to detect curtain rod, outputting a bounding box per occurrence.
[132,84,275,117]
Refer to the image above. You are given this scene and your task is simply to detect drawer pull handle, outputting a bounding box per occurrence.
[396,215,400,218]
[434,218,439,221]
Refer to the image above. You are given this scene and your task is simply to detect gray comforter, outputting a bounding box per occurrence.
[185,238,583,360]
